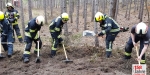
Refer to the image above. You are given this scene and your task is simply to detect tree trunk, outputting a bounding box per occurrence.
[91,0,95,22]
[139,0,144,22]
[28,0,32,20]
[145,0,150,26]
[50,0,53,17]
[43,0,48,24]
[94,0,99,47]
[0,0,2,11]
[20,0,25,38]
[127,0,132,20]
[109,0,117,19]
[84,0,87,30]
[69,0,73,23]
[76,0,79,32]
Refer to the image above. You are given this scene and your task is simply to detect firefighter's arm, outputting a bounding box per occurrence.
[2,20,9,36]
[137,44,148,61]
[98,26,111,36]
[14,10,20,20]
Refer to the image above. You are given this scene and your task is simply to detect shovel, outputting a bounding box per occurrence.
[0,33,5,59]
[35,31,41,63]
[62,43,73,63]
[135,46,140,65]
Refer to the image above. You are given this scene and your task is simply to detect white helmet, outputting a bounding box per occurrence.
[136,22,148,35]
[36,16,45,26]
[6,3,13,7]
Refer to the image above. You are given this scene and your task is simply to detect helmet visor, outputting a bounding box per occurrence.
[62,18,69,21]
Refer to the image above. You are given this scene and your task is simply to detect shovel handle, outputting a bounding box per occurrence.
[62,43,68,59]
[135,46,140,65]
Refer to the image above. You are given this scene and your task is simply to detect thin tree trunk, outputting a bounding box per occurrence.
[28,0,32,20]
[109,0,117,19]
[94,0,99,47]
[50,0,53,17]
[91,0,95,22]
[76,0,79,32]
[0,0,2,11]
[69,0,73,23]
[20,0,25,38]
[125,0,129,18]
[44,0,48,24]
[128,0,132,20]
[145,0,150,26]
[84,0,87,30]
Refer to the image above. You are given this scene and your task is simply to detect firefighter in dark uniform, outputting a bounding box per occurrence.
[5,3,23,43]
[49,13,69,58]
[95,12,120,58]
[23,16,44,63]
[0,11,13,58]
[124,22,150,64]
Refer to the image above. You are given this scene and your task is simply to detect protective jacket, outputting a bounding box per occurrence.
[25,18,41,40]
[4,8,19,25]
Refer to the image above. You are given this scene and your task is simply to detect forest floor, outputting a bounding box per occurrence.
[0,6,150,75]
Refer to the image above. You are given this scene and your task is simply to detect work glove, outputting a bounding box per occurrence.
[120,27,129,32]
[98,32,104,36]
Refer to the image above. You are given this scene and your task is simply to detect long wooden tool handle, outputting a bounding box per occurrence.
[63,43,68,59]
[135,46,140,65]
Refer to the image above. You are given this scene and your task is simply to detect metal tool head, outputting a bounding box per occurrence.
[63,59,73,64]
[35,57,41,63]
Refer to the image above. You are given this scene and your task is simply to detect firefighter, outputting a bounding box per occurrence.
[124,22,150,64]
[23,16,44,63]
[49,12,69,58]
[0,11,13,58]
[95,12,120,58]
[4,2,23,43]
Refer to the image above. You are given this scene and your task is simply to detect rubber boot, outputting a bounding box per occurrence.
[23,57,30,63]
[106,51,112,58]
[50,50,56,58]
[124,55,131,59]
[19,38,23,43]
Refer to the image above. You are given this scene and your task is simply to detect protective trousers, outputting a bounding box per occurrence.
[105,32,119,57]
[124,36,146,64]
[1,32,13,56]
[51,32,63,51]
[12,24,23,43]
[23,36,42,58]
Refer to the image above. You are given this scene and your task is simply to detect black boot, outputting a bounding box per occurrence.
[19,38,23,43]
[23,57,30,63]
[50,50,56,58]
[124,55,131,59]
[106,51,112,58]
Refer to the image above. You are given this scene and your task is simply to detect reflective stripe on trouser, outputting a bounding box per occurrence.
[124,52,131,56]
[13,24,23,39]
[106,41,112,52]
[51,33,62,51]
[1,31,13,55]
[140,60,145,64]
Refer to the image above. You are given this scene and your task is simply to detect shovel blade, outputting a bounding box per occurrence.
[63,59,73,64]
[35,57,41,63]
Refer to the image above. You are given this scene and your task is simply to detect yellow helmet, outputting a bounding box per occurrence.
[61,13,69,21]
[36,16,45,26]
[94,12,104,22]
[6,2,13,7]
[0,11,4,20]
